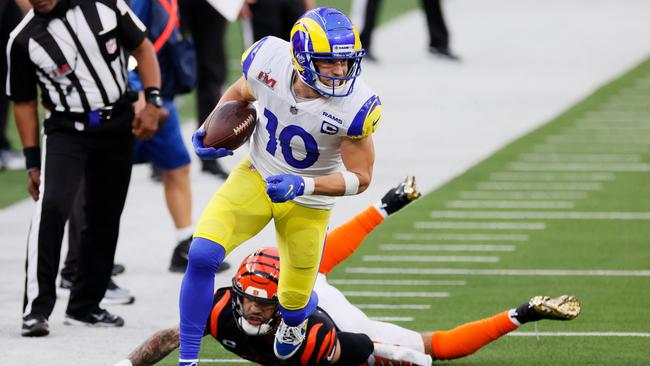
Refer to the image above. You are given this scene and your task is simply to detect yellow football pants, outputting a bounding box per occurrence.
[194,158,331,310]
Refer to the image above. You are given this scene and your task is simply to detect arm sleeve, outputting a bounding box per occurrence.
[332,332,374,366]
[113,0,147,51]
[346,94,382,139]
[6,35,37,102]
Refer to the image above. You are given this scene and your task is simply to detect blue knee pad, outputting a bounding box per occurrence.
[179,238,226,361]
[279,291,319,326]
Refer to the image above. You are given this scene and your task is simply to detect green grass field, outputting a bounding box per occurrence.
[153,51,650,366]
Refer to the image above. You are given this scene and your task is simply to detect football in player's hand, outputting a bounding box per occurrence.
[201,100,257,150]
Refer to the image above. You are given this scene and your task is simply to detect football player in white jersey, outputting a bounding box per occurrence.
[178,7,382,365]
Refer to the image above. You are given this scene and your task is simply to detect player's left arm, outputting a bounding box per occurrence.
[113,325,205,366]
[315,135,375,196]
[265,136,374,202]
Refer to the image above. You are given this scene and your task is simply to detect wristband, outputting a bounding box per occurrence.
[341,171,360,196]
[302,177,315,195]
[23,146,41,171]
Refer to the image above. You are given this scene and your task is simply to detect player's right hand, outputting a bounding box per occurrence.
[191,128,234,160]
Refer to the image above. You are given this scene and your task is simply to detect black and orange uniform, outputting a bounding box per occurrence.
[205,288,373,365]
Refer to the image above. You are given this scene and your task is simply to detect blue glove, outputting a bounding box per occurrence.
[191,128,233,160]
[265,174,306,203]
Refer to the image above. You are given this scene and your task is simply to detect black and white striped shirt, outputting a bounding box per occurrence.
[6,0,146,113]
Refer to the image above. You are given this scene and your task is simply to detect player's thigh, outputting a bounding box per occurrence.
[194,159,272,254]
[274,203,330,306]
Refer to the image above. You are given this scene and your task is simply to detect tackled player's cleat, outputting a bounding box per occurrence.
[273,319,308,360]
[379,176,422,215]
[529,295,581,320]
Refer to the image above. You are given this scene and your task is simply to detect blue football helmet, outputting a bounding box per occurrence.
[290,7,365,97]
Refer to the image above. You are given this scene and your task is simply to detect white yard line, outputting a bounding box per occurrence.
[489,172,616,181]
[508,332,650,337]
[460,191,588,200]
[354,304,431,310]
[447,200,575,209]
[380,244,516,252]
[532,144,649,153]
[345,268,650,277]
[476,182,602,191]
[393,233,529,241]
[369,317,415,322]
[508,162,650,172]
[341,291,450,298]
[546,136,649,144]
[518,153,641,163]
[414,221,547,230]
[362,255,500,263]
[329,279,467,286]
[429,210,650,220]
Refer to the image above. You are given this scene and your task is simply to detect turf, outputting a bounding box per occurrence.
[154,51,650,366]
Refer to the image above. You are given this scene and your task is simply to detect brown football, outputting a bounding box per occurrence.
[202,100,257,150]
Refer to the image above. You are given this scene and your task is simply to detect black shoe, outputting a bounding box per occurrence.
[22,314,49,337]
[64,308,124,327]
[201,160,229,179]
[429,46,460,61]
[111,263,126,276]
[379,176,422,216]
[169,237,192,273]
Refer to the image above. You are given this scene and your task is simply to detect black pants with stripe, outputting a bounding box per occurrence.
[23,111,134,319]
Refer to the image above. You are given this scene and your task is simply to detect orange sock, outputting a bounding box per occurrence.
[319,206,384,275]
[430,311,518,360]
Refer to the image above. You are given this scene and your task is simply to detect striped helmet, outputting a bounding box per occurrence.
[290,7,365,97]
[231,247,281,335]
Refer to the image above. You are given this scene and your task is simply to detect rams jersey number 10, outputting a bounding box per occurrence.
[241,36,382,210]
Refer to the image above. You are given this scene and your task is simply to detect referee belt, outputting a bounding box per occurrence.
[51,98,133,128]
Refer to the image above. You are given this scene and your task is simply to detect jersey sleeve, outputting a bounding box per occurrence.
[205,288,232,338]
[295,311,339,366]
[346,94,382,139]
[6,33,37,102]
[112,0,147,51]
[240,36,272,98]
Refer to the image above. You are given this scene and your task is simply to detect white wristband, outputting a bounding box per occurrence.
[342,171,360,196]
[302,177,315,195]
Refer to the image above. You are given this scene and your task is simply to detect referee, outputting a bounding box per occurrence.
[7,0,160,337]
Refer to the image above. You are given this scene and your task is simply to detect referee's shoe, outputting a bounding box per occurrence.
[22,314,49,337]
[64,308,124,327]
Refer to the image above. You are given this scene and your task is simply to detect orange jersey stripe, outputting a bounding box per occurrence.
[209,290,231,339]
[316,328,335,363]
[300,323,323,365]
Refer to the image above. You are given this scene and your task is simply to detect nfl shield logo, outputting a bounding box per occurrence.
[105,38,117,54]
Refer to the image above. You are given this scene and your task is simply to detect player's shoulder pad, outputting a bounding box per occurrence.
[207,287,233,338]
[241,36,287,80]
[297,309,338,365]
[346,91,382,139]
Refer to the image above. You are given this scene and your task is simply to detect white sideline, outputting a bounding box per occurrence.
[459,191,589,200]
[489,172,616,181]
[476,182,602,190]
[2,1,650,364]
[414,221,546,230]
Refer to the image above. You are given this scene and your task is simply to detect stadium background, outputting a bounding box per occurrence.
[0,0,648,364]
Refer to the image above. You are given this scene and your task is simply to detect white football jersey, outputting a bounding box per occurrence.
[241,36,382,209]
